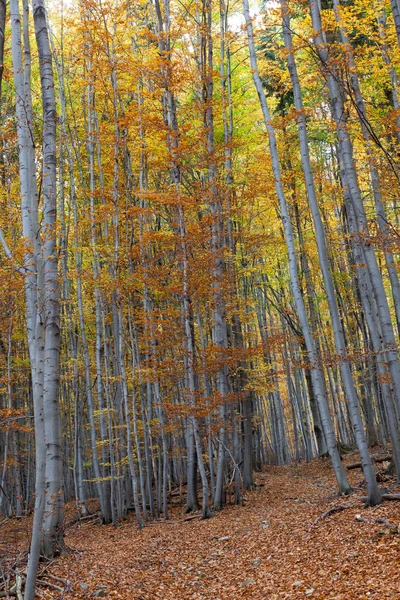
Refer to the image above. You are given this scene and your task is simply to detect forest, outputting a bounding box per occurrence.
[1,0,400,597]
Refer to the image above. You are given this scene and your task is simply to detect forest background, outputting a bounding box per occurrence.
[2,0,400,596]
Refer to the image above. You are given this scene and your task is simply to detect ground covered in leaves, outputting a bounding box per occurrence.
[2,456,400,599]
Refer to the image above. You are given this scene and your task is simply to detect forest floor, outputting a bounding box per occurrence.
[2,454,400,599]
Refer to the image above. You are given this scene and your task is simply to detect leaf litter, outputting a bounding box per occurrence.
[2,456,400,599]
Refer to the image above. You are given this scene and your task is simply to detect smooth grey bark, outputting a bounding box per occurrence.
[178,207,211,518]
[0,325,12,515]
[72,351,88,515]
[50,32,107,519]
[376,2,400,137]
[243,0,350,494]
[281,0,381,506]
[33,0,64,554]
[309,0,400,433]
[70,148,107,519]
[86,69,113,524]
[105,25,143,524]
[0,0,5,115]
[127,305,148,521]
[294,204,327,456]
[102,313,117,525]
[333,0,400,345]
[343,190,400,479]
[200,0,230,511]
[196,308,216,502]
[153,0,209,518]
[0,0,5,187]
[137,185,156,521]
[220,0,252,491]
[118,305,143,527]
[390,0,400,47]
[9,1,46,596]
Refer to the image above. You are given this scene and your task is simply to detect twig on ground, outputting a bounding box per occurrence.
[15,571,23,600]
[42,573,68,585]
[0,584,17,597]
[283,497,314,505]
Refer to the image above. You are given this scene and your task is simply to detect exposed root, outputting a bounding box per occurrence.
[309,492,400,532]
[355,514,399,532]
[359,494,400,502]
[308,500,360,532]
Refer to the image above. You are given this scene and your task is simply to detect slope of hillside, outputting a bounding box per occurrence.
[12,457,396,599]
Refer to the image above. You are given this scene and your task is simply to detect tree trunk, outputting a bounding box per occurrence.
[243,0,350,495]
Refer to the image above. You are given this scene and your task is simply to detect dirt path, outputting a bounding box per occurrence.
[44,459,400,599]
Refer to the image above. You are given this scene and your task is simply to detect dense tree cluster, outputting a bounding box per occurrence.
[1,0,400,595]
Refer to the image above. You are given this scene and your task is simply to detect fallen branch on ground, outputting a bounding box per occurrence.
[144,513,203,526]
[163,514,203,525]
[41,573,67,585]
[347,455,392,470]
[36,579,64,592]
[283,497,314,505]
[355,514,399,531]
[182,514,203,522]
[0,583,17,597]
[65,512,100,529]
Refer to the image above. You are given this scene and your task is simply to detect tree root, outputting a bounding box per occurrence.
[359,494,400,502]
[308,493,400,532]
[308,500,359,532]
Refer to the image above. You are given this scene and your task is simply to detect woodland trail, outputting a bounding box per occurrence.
[2,457,400,599]
[30,456,400,600]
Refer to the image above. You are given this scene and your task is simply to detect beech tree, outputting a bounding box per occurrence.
[1,0,400,594]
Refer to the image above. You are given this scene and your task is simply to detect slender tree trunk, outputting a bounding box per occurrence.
[309,0,400,424]
[333,0,400,339]
[390,0,400,47]
[282,0,381,506]
[32,0,64,554]
[243,0,350,495]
